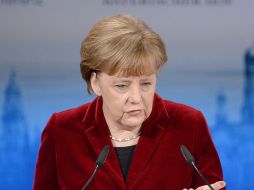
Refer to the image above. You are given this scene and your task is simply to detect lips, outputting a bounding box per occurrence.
[127,109,142,116]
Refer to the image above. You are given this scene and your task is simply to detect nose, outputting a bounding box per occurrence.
[128,85,142,104]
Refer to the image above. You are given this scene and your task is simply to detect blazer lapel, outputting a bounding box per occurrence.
[82,97,126,189]
[126,94,170,188]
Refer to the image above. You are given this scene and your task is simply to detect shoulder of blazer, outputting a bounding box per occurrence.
[161,99,203,123]
[48,101,92,131]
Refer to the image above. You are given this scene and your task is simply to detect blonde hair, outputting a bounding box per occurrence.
[80,14,168,94]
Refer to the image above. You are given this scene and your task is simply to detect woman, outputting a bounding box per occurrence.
[33,14,226,190]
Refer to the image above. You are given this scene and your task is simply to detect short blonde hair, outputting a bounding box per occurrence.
[80,14,168,94]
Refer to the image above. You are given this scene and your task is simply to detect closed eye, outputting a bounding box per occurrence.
[115,84,128,89]
[142,82,152,86]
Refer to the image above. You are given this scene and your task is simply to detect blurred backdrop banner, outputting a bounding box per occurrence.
[0,0,253,189]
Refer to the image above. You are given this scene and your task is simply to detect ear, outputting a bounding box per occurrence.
[90,72,102,96]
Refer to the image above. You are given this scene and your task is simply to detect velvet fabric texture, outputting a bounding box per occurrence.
[33,94,225,190]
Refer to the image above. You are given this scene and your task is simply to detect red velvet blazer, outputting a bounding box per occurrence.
[33,94,225,190]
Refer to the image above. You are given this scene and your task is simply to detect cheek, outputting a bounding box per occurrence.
[104,92,128,113]
[143,93,155,113]
[113,99,126,112]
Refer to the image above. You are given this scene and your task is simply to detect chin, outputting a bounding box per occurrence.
[123,119,145,128]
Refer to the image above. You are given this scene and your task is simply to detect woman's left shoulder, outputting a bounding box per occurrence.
[159,97,203,119]
[159,97,209,134]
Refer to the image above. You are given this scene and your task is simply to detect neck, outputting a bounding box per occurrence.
[103,114,142,147]
[109,125,141,136]
[102,106,142,135]
[102,104,142,147]
[109,125,141,147]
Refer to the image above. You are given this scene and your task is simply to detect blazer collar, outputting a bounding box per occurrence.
[81,93,170,188]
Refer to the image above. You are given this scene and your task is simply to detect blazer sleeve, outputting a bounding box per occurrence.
[33,113,60,190]
[191,111,225,190]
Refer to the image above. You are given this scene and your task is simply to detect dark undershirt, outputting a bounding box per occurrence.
[114,145,136,181]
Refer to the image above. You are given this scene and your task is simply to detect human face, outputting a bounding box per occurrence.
[91,72,156,130]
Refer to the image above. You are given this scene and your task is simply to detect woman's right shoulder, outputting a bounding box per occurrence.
[43,101,92,133]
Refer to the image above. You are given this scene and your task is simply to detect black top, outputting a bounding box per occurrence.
[114,145,136,181]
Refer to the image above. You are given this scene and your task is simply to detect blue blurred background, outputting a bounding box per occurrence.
[0,0,253,189]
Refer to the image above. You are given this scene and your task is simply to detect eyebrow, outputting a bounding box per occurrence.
[114,79,131,83]
[140,78,153,81]
[113,78,153,83]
